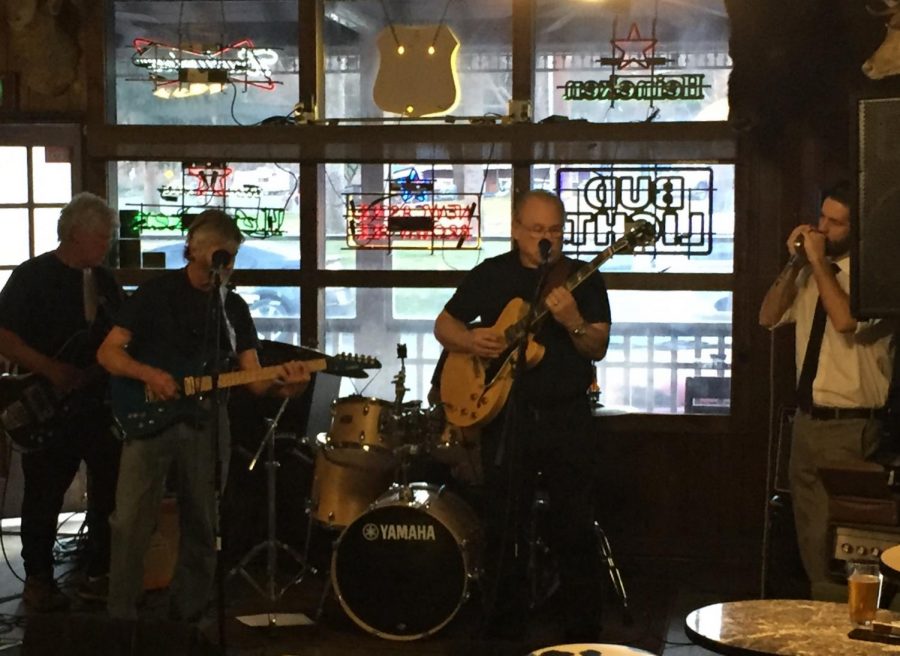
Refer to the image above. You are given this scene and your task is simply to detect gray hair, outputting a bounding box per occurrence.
[514,189,565,224]
[57,192,119,242]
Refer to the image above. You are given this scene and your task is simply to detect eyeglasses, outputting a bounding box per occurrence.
[516,221,564,238]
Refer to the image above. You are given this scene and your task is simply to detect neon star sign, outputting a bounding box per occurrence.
[605,23,668,70]
[131,38,280,98]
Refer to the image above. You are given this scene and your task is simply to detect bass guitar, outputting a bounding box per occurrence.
[440,220,656,428]
[110,353,380,440]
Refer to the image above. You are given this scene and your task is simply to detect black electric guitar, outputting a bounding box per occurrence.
[0,335,110,452]
[440,220,657,428]
[110,352,381,440]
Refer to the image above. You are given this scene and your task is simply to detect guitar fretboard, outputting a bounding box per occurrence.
[182,358,328,396]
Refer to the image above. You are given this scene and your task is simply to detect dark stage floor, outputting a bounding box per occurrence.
[0,514,726,655]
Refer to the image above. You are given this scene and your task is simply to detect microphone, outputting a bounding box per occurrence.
[210,249,232,274]
[538,238,552,264]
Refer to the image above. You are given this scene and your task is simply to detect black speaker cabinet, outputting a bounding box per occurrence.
[854,95,900,318]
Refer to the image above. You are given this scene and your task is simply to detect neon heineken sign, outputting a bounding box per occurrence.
[558,22,709,104]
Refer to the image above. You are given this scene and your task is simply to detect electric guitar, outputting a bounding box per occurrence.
[110,353,381,440]
[0,334,111,452]
[440,220,657,428]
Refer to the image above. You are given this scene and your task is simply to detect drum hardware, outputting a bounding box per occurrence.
[392,343,409,414]
[525,474,631,624]
[227,397,317,606]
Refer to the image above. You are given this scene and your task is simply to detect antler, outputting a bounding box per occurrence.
[868,0,900,16]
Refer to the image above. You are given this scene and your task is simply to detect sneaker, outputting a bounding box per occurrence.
[76,574,109,603]
[23,575,70,612]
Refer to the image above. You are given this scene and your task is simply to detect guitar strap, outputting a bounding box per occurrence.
[83,268,99,323]
[219,286,237,355]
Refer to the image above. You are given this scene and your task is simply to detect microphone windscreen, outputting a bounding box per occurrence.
[211,249,232,268]
[538,238,552,261]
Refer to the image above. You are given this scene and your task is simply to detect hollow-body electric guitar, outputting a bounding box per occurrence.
[440,220,656,428]
[110,353,380,440]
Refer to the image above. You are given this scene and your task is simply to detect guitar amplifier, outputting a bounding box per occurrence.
[832,524,900,563]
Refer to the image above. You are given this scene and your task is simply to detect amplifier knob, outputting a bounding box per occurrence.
[857,546,868,556]
[873,547,882,557]
[842,543,853,554]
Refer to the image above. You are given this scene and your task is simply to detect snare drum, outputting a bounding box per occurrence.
[331,483,482,640]
[308,447,393,528]
[326,396,398,468]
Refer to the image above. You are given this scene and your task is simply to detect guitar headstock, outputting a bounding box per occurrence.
[335,352,382,369]
[624,219,657,250]
[324,352,382,378]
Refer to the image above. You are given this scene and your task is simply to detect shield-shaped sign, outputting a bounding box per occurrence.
[373,24,460,117]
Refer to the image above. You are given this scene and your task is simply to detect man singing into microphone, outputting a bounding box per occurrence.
[759,181,895,600]
[434,190,611,642]
[98,209,310,621]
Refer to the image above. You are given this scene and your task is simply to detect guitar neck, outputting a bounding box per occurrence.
[524,238,633,331]
[183,358,327,396]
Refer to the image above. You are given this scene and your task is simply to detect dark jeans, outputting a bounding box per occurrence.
[20,418,121,579]
[479,394,602,634]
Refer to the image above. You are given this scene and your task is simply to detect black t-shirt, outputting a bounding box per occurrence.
[443,250,611,402]
[0,251,122,366]
[115,268,258,375]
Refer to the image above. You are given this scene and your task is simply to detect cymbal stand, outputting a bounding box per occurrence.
[392,343,408,415]
[228,397,317,607]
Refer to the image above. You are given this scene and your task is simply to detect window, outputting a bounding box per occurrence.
[535,0,730,123]
[112,1,300,125]
[0,132,78,290]
[324,0,512,119]
[540,162,735,414]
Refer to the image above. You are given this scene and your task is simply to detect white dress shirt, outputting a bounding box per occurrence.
[776,256,894,408]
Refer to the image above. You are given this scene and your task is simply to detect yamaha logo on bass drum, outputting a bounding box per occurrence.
[362,522,437,541]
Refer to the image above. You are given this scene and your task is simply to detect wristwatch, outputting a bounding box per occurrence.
[570,321,587,336]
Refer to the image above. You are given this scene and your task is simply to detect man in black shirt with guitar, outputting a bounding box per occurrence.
[434,190,624,642]
[0,192,123,611]
[97,209,311,622]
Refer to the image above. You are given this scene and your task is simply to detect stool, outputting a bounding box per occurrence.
[529,643,655,656]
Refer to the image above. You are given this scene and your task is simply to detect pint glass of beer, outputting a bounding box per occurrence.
[847,560,882,627]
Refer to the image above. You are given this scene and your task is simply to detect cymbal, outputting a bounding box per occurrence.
[258,340,369,378]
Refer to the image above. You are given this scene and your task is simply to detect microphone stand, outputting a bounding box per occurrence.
[484,248,551,626]
[209,268,228,655]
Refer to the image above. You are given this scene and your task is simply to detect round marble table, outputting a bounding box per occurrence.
[684,599,900,655]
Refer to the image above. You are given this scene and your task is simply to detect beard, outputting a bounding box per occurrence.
[826,234,852,258]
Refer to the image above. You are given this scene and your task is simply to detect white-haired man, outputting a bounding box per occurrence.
[0,192,123,610]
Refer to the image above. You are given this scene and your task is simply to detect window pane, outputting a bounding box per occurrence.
[0,147,28,203]
[32,147,72,203]
[113,1,299,125]
[34,207,62,255]
[0,209,30,265]
[599,290,731,414]
[324,0,512,119]
[324,287,453,401]
[536,163,734,274]
[324,162,512,270]
[115,160,299,267]
[535,0,730,123]
[234,285,300,343]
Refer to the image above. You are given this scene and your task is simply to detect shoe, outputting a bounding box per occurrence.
[23,575,70,612]
[76,574,109,603]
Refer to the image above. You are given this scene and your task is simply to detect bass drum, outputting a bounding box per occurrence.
[331,483,482,640]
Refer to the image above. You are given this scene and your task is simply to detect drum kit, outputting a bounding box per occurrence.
[248,343,484,640]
